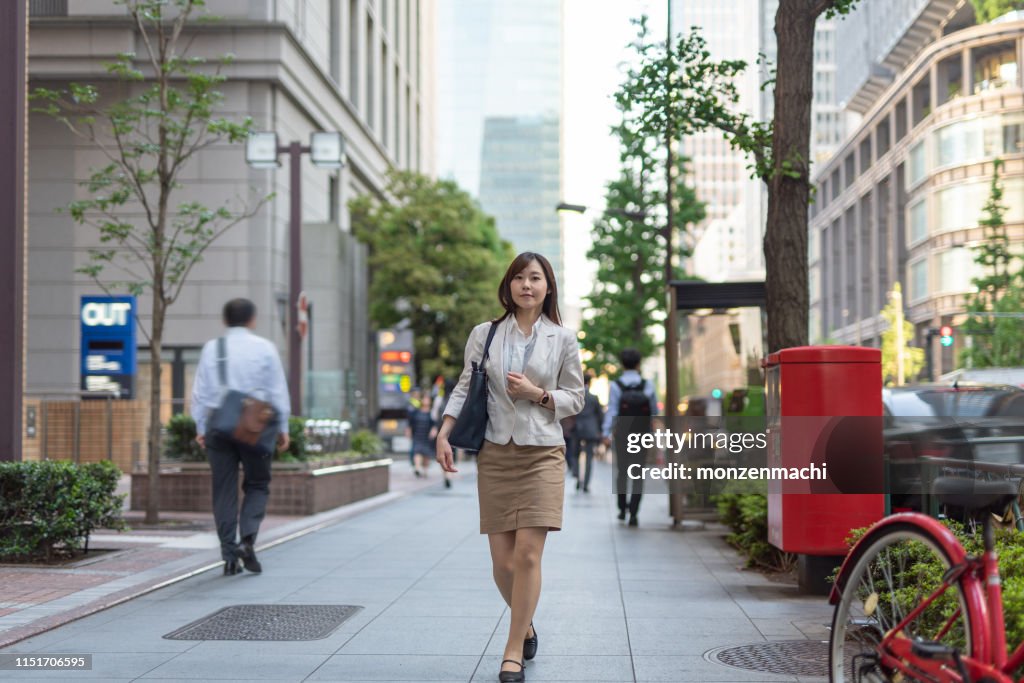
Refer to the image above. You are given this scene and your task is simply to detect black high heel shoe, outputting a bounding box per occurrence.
[498,659,525,682]
[523,622,538,660]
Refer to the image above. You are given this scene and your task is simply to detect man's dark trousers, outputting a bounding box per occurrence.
[206,433,272,561]
[614,421,649,517]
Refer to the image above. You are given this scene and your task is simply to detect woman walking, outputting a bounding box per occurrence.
[436,252,584,682]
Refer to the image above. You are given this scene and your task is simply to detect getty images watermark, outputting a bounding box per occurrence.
[623,427,827,483]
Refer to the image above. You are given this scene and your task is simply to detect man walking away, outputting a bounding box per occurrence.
[191,298,290,575]
[574,375,604,493]
[602,348,657,527]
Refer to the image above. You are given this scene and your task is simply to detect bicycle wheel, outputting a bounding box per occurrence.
[829,522,980,682]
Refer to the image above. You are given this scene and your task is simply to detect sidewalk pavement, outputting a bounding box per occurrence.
[0,458,833,682]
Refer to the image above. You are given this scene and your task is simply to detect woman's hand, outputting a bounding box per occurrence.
[506,372,542,402]
[436,436,458,473]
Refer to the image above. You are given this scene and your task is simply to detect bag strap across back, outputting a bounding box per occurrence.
[216,336,228,388]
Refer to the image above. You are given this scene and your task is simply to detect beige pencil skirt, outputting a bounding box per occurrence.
[477,439,566,534]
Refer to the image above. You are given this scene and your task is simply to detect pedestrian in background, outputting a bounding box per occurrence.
[407,395,448,487]
[191,298,290,575]
[560,414,577,481]
[406,388,423,472]
[602,348,657,527]
[435,252,584,683]
[573,374,604,493]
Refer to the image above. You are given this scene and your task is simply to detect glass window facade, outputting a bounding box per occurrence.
[909,198,927,244]
[937,178,1024,233]
[936,248,980,295]
[907,140,926,188]
[936,114,1024,168]
[909,258,928,303]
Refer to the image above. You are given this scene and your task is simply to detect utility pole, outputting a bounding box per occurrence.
[0,0,27,462]
[892,286,904,385]
[664,0,679,422]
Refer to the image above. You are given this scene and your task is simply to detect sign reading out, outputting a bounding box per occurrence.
[80,296,137,398]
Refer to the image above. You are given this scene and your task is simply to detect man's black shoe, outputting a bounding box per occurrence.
[223,559,243,576]
[238,539,262,574]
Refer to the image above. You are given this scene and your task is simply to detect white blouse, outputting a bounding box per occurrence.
[503,321,538,377]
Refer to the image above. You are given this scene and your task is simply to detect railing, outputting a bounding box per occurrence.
[29,0,68,17]
[918,450,1024,530]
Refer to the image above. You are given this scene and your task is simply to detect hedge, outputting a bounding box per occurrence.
[0,460,127,561]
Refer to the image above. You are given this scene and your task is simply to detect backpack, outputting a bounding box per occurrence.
[616,378,652,417]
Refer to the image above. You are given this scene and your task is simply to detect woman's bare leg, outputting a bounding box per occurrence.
[500,527,547,671]
[487,531,516,606]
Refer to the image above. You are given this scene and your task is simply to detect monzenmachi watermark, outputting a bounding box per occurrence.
[609,415,892,497]
[625,460,828,482]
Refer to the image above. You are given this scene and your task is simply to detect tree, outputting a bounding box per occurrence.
[350,171,514,383]
[880,284,923,386]
[969,0,1024,22]
[581,112,705,375]
[961,158,1024,367]
[32,0,264,524]
[621,2,859,352]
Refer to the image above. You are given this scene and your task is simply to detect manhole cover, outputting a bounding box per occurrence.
[164,604,361,641]
[708,640,829,677]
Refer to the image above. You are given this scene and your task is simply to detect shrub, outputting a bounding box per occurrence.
[837,520,1024,657]
[275,416,310,462]
[163,413,205,462]
[714,480,795,572]
[350,429,384,457]
[0,460,127,561]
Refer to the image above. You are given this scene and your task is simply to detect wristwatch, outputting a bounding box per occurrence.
[539,391,550,406]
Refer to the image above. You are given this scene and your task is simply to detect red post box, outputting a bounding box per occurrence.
[765,346,884,570]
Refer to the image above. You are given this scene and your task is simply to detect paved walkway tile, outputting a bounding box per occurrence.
[0,459,831,682]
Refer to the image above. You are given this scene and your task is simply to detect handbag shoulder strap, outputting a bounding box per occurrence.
[480,321,499,363]
[216,336,228,388]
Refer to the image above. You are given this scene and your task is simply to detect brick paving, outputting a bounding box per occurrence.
[0,458,446,648]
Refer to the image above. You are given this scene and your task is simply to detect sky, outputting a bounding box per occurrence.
[560,0,668,311]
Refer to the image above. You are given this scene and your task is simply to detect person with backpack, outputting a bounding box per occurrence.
[601,348,658,527]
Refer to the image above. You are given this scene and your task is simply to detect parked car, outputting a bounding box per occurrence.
[938,367,1024,388]
[883,383,1024,514]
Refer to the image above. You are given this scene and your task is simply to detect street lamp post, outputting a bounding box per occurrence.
[246,131,346,417]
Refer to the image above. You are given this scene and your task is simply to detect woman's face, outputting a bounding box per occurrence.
[510,260,548,313]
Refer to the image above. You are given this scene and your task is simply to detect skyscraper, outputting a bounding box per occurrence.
[436,0,565,281]
[671,0,764,281]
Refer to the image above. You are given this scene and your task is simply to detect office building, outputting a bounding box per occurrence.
[26,0,435,461]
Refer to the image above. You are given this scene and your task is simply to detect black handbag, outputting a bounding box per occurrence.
[207,337,280,454]
[448,321,499,453]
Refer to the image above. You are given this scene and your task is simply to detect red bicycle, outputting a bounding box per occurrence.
[829,477,1021,682]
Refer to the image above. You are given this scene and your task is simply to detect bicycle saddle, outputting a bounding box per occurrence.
[932,476,1018,516]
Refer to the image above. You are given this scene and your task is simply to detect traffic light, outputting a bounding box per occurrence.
[939,325,954,347]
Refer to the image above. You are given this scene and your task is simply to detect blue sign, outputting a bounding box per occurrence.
[80,295,137,398]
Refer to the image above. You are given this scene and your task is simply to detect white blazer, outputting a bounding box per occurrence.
[444,314,585,447]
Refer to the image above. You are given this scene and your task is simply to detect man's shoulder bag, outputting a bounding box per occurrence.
[447,321,499,453]
[207,337,279,454]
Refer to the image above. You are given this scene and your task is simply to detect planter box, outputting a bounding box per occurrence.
[131,458,391,516]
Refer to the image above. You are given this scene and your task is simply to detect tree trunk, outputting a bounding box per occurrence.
[764,0,818,352]
[145,294,164,525]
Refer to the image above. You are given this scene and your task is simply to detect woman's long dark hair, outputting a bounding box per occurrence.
[496,252,561,326]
